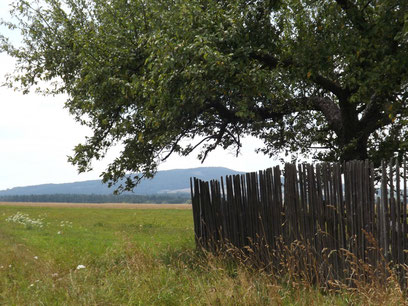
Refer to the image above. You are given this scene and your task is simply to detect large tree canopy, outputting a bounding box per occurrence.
[1,0,408,190]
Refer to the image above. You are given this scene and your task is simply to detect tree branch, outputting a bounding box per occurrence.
[161,133,185,161]
[249,51,291,69]
[250,52,280,68]
[311,74,349,102]
[358,94,390,137]
[206,100,240,123]
[308,96,343,135]
[206,95,343,141]
[201,122,228,162]
[335,0,368,32]
[250,52,350,102]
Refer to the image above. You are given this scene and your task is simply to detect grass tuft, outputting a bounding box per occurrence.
[0,205,407,305]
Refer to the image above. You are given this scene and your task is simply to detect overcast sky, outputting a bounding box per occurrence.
[0,0,281,191]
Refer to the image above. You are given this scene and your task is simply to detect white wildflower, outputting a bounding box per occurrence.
[34,256,38,260]
[6,212,44,228]
[60,220,73,228]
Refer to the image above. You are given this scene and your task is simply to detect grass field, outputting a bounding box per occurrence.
[0,204,406,305]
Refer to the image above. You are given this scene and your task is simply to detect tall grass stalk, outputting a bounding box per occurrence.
[197,232,408,305]
[0,206,407,304]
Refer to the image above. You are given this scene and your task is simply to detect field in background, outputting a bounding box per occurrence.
[0,202,191,209]
[0,204,406,305]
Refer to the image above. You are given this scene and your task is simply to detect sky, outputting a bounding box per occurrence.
[0,0,281,191]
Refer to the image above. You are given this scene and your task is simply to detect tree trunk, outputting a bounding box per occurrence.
[340,137,368,161]
[339,102,368,161]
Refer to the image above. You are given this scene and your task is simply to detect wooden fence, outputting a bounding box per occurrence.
[190,160,408,285]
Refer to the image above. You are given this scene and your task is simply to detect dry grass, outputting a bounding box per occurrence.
[1,205,407,305]
[203,235,408,306]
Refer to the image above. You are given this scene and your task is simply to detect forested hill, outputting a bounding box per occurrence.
[0,167,242,196]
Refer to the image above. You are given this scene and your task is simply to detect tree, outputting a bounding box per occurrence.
[1,0,408,191]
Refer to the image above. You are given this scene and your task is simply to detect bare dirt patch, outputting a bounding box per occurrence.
[0,202,191,209]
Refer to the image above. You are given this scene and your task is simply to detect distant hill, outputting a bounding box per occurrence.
[0,167,243,196]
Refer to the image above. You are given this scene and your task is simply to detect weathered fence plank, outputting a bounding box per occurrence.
[190,159,408,286]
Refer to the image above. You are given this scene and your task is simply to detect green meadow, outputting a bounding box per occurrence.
[0,205,405,305]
